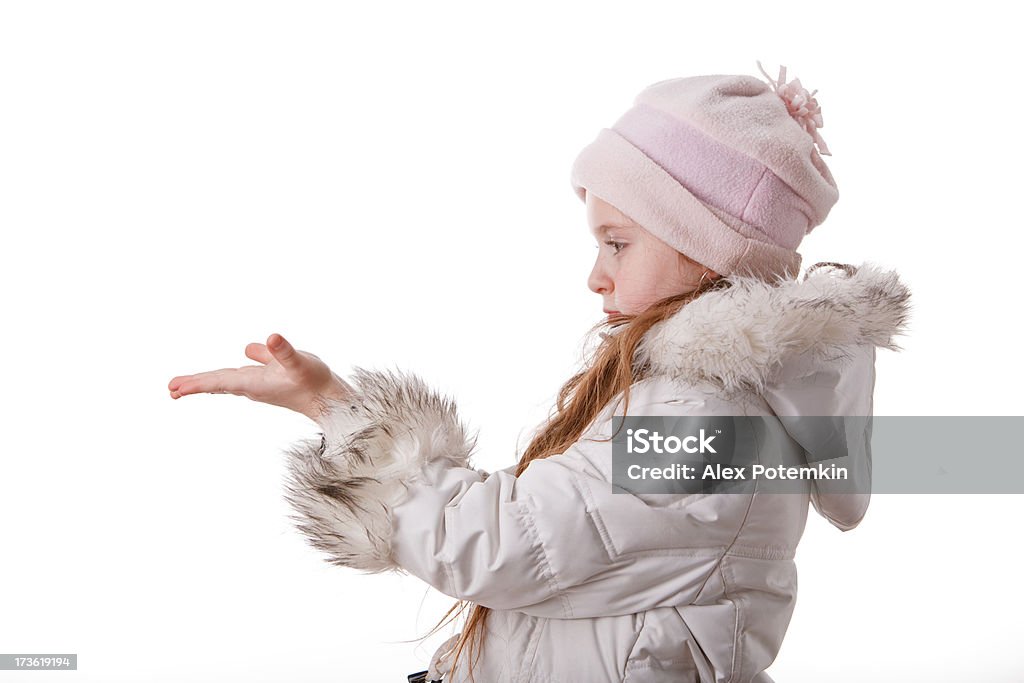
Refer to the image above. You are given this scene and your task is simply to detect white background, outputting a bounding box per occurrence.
[2,1,1022,681]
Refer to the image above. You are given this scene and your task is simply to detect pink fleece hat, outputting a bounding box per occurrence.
[570,61,839,280]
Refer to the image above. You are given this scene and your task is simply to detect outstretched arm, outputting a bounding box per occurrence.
[284,369,752,619]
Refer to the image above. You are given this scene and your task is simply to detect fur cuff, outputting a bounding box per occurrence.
[282,367,478,572]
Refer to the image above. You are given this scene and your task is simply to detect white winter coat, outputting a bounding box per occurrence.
[283,263,911,683]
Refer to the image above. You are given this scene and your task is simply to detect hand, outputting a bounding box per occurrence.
[167,333,357,421]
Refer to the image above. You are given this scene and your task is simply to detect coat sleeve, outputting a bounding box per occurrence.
[282,368,747,619]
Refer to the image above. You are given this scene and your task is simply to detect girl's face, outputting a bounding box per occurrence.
[586,192,719,317]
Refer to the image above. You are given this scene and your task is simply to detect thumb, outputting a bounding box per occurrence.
[267,333,303,371]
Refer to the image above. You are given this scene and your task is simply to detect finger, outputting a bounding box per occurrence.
[245,343,273,365]
[168,375,190,391]
[171,382,231,399]
[169,370,222,393]
[168,374,212,391]
[168,368,249,398]
[267,333,303,371]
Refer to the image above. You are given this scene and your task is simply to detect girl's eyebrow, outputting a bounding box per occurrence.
[592,223,635,237]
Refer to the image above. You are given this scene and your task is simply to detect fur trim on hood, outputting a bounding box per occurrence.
[636,262,911,397]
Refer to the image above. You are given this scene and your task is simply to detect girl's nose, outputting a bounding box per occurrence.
[588,258,612,295]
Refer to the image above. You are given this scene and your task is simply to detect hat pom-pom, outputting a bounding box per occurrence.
[756,60,831,156]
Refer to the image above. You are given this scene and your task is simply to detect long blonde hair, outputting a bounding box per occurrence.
[417,273,733,681]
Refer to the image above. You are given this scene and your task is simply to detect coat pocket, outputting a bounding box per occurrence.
[576,468,744,559]
[622,609,703,682]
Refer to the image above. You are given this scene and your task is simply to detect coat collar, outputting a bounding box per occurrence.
[634,263,912,395]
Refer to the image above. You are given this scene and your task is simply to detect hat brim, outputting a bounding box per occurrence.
[570,128,801,281]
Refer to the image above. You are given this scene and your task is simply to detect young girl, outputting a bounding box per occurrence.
[168,62,911,682]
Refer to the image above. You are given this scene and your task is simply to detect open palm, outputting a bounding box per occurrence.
[167,333,354,421]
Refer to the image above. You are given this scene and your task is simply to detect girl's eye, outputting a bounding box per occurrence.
[604,239,625,255]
